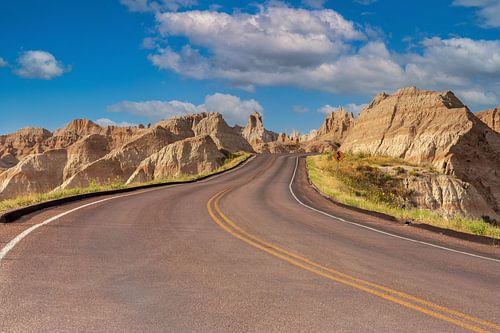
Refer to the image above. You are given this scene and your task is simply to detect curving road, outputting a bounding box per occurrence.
[1,154,499,332]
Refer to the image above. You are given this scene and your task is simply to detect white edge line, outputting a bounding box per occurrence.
[0,154,255,262]
[288,156,500,263]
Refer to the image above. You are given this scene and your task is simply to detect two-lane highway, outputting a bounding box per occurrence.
[1,154,499,332]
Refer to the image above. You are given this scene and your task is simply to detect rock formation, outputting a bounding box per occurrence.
[242,112,278,150]
[0,112,272,199]
[0,127,52,169]
[301,107,355,153]
[2,95,498,224]
[63,134,111,180]
[316,107,355,143]
[0,149,68,200]
[59,127,175,189]
[476,107,499,133]
[404,174,498,220]
[193,113,254,153]
[127,135,224,184]
[300,130,318,143]
[341,86,500,221]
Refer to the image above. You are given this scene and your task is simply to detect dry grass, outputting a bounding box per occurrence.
[307,153,500,239]
[0,152,252,214]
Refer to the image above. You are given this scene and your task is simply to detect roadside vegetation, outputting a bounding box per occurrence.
[0,152,251,215]
[307,153,500,239]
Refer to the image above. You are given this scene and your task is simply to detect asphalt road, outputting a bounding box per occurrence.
[0,154,499,332]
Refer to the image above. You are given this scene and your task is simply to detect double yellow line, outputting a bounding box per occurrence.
[206,158,499,333]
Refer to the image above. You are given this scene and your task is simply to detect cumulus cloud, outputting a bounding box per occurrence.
[108,100,197,119]
[107,93,263,126]
[143,3,499,108]
[14,51,69,79]
[403,37,500,105]
[453,0,500,28]
[0,57,7,67]
[345,103,368,115]
[121,0,197,12]
[95,118,136,127]
[455,89,498,105]
[197,93,264,125]
[318,103,367,115]
[317,104,337,114]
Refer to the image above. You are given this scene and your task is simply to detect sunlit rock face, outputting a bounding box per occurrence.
[341,86,500,221]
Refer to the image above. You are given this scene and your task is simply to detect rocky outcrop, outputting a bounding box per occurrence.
[341,86,500,221]
[242,112,278,149]
[300,130,318,143]
[404,174,497,220]
[63,134,111,180]
[0,120,143,173]
[54,119,102,137]
[476,107,499,133]
[316,107,355,144]
[0,149,68,200]
[156,114,205,141]
[0,112,270,199]
[193,113,254,153]
[301,107,354,153]
[50,119,142,151]
[127,135,224,184]
[0,127,52,168]
[60,127,174,189]
[302,140,339,153]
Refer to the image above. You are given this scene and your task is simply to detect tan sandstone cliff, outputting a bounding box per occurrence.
[126,135,224,184]
[476,107,499,133]
[341,87,500,221]
[241,112,278,151]
[0,149,68,200]
[0,112,267,199]
[302,107,355,153]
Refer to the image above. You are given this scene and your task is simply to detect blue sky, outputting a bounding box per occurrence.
[1,0,499,135]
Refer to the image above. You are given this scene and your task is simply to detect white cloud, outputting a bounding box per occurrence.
[108,100,197,119]
[107,93,263,126]
[403,37,500,105]
[197,93,264,125]
[317,103,367,115]
[453,0,500,28]
[345,103,368,115]
[153,6,364,78]
[407,38,500,82]
[143,3,500,109]
[121,0,197,12]
[317,104,337,114]
[95,118,137,127]
[0,57,7,67]
[292,105,310,113]
[455,89,498,105]
[14,51,69,80]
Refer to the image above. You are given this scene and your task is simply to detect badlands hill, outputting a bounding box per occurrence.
[1,87,499,224]
[333,87,500,222]
[476,107,499,133]
[0,112,278,200]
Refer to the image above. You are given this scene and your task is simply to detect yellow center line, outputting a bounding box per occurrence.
[207,185,498,332]
[214,189,500,331]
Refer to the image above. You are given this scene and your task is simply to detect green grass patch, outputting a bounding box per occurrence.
[0,152,252,215]
[307,154,500,239]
